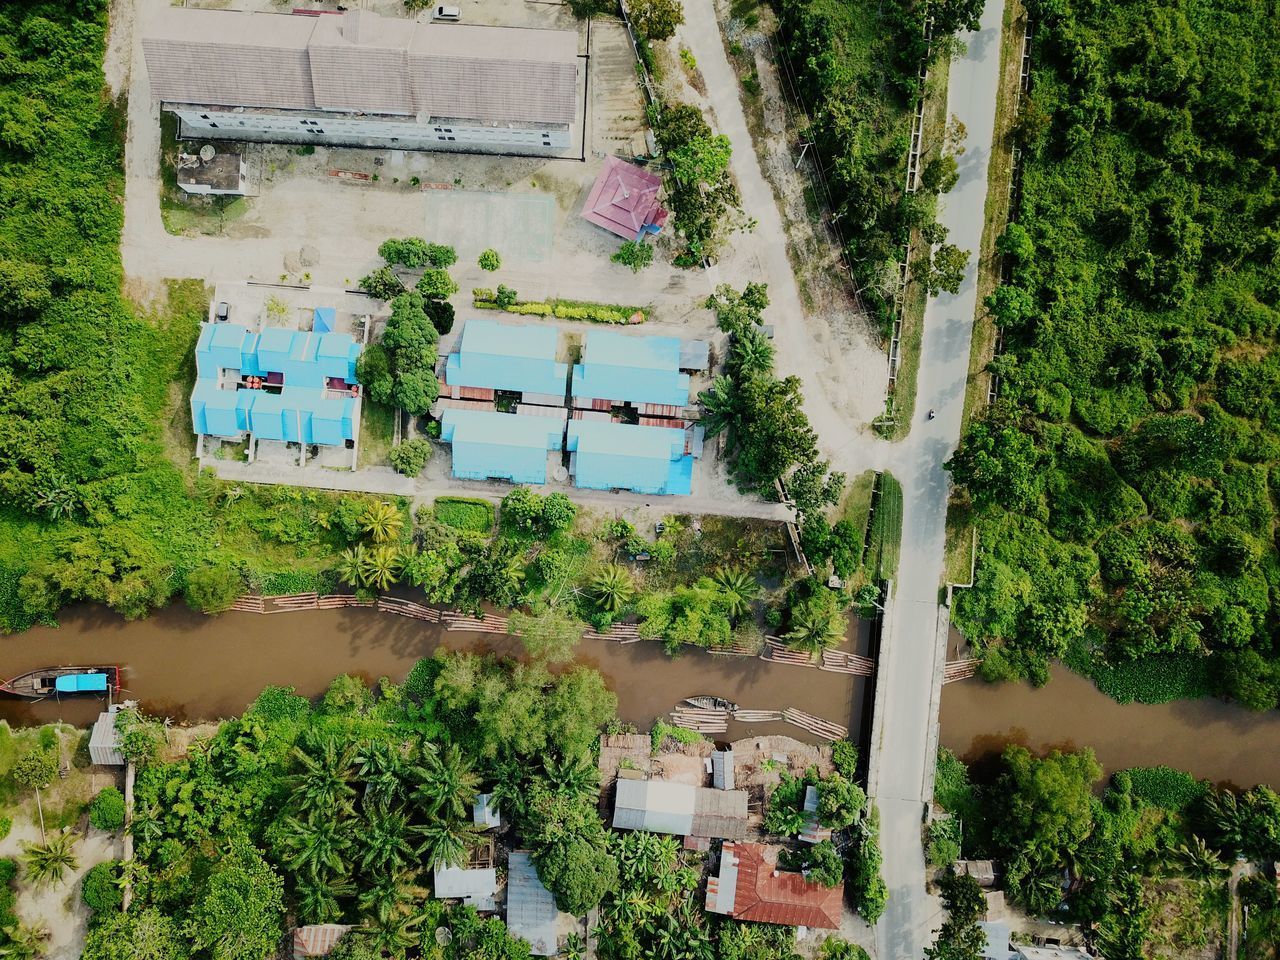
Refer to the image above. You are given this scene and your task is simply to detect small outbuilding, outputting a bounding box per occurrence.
[433,866,498,911]
[291,925,353,959]
[176,147,248,196]
[89,705,125,767]
[612,777,748,839]
[506,851,563,956]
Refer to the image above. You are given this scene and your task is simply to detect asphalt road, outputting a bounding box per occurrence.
[869,1,1009,957]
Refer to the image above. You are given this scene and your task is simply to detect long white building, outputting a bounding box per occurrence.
[142,8,580,155]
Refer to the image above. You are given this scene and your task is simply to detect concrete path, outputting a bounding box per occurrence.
[864,2,1008,958]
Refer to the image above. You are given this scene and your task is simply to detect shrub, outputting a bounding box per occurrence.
[245,687,311,725]
[611,240,654,272]
[495,284,518,308]
[378,237,431,268]
[0,818,10,841]
[541,493,577,533]
[472,287,495,303]
[88,787,126,832]
[184,564,242,614]
[359,266,405,301]
[423,243,457,268]
[927,816,962,866]
[509,302,554,316]
[12,748,58,790]
[650,720,706,753]
[501,487,544,533]
[433,497,495,534]
[82,861,122,913]
[478,249,501,271]
[416,269,459,300]
[390,439,432,478]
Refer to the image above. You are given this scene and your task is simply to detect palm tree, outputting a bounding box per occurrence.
[697,376,738,438]
[360,501,403,543]
[336,543,369,589]
[367,910,424,956]
[357,739,407,810]
[296,872,356,925]
[290,737,358,818]
[1195,789,1244,855]
[0,922,50,960]
[275,813,352,880]
[359,804,418,877]
[730,327,775,378]
[783,607,845,654]
[1174,835,1229,886]
[21,832,79,888]
[417,819,480,870]
[412,744,480,821]
[590,564,634,614]
[712,568,760,621]
[358,870,425,925]
[360,544,402,591]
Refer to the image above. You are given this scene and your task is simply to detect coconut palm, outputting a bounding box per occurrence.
[367,910,424,956]
[590,564,635,614]
[21,832,79,888]
[412,744,480,821]
[697,376,738,438]
[417,819,480,870]
[336,543,369,589]
[0,922,50,960]
[712,567,761,621]
[360,501,404,543]
[1195,788,1244,855]
[360,544,402,591]
[730,326,775,378]
[296,872,356,925]
[356,739,407,809]
[275,813,352,880]
[358,870,426,925]
[290,737,358,818]
[359,804,418,877]
[783,607,845,654]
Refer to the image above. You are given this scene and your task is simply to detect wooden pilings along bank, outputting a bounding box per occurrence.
[224,595,877,686]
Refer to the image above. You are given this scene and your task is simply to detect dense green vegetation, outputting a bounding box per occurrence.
[121,660,614,957]
[775,0,979,331]
[650,104,742,266]
[948,0,1280,707]
[932,747,1280,958]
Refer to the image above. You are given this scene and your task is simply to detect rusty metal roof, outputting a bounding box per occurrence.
[720,843,844,929]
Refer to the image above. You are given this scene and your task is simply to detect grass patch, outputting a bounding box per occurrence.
[651,720,707,754]
[840,469,877,535]
[863,472,903,582]
[433,497,495,535]
[961,0,1028,432]
[358,401,396,470]
[943,499,977,586]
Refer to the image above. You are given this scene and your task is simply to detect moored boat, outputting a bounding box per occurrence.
[0,666,120,700]
[682,695,739,713]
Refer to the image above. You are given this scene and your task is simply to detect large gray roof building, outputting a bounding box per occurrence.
[142,8,580,154]
[612,778,748,840]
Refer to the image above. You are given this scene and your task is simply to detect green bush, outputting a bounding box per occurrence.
[389,439,432,478]
[496,284,519,308]
[89,787,126,832]
[0,817,10,841]
[472,287,495,302]
[508,302,553,316]
[1117,766,1207,812]
[82,861,122,913]
[478,249,501,271]
[611,240,654,273]
[359,266,405,301]
[433,497,495,534]
[416,269,459,300]
[650,720,706,753]
[183,564,242,614]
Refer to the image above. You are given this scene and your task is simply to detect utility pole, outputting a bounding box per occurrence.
[795,142,812,170]
[35,785,46,843]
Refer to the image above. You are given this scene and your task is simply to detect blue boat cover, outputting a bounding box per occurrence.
[55,673,108,693]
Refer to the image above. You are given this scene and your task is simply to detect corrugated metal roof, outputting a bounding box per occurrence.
[433,866,498,901]
[719,842,843,929]
[566,420,691,496]
[506,852,560,956]
[143,8,578,126]
[612,779,746,838]
[712,750,735,790]
[572,330,690,407]
[447,319,568,398]
[89,709,124,767]
[292,925,353,959]
[440,408,563,484]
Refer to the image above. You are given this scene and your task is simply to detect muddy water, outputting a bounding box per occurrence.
[941,663,1280,788]
[0,605,866,746]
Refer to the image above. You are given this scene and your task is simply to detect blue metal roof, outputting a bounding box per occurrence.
[191,321,361,447]
[313,307,336,333]
[447,319,568,397]
[572,331,690,407]
[441,409,563,484]
[567,420,692,495]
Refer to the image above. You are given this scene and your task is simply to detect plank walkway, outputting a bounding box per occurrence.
[943,658,980,683]
[821,650,876,676]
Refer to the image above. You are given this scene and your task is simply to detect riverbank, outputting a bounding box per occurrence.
[941,662,1280,788]
[0,603,868,746]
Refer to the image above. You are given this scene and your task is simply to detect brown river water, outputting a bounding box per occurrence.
[941,662,1280,789]
[0,604,869,746]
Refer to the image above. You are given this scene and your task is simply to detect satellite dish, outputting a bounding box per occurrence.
[199,144,216,163]
[435,928,452,947]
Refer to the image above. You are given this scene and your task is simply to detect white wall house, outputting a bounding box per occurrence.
[143,9,579,156]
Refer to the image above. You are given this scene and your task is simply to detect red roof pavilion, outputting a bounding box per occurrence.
[581,155,668,240]
[706,842,844,929]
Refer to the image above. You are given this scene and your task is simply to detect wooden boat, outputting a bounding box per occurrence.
[0,666,120,700]
[682,695,739,713]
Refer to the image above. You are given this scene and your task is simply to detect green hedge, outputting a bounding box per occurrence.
[471,295,646,324]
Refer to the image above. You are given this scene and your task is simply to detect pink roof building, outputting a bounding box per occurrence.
[581,155,668,240]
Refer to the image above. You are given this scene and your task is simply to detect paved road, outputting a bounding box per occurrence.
[867,2,1008,958]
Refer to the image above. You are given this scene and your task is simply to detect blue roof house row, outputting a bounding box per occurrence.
[440,408,564,485]
[567,419,694,496]
[190,321,363,466]
[445,319,569,401]
[572,330,691,408]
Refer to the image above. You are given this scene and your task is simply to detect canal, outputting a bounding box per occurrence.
[941,662,1280,788]
[0,604,868,746]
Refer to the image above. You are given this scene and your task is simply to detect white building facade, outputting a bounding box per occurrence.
[143,9,579,156]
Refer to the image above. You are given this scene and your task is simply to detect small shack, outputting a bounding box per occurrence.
[176,148,248,196]
[506,851,562,956]
[712,750,735,791]
[89,706,125,767]
[291,925,352,959]
[433,866,498,911]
